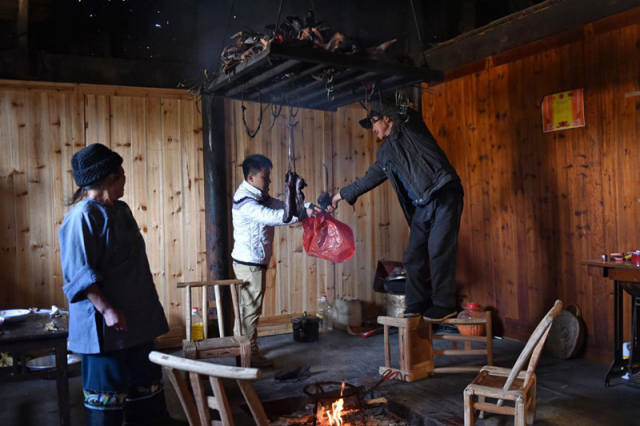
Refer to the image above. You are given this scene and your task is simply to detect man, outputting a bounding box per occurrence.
[231,154,315,367]
[330,103,464,320]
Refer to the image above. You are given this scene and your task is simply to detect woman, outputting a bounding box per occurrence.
[59,143,170,426]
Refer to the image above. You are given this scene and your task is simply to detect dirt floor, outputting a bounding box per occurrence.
[1,327,639,425]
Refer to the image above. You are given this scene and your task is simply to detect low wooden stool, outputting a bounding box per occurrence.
[377,315,434,382]
[429,311,493,374]
[377,311,493,382]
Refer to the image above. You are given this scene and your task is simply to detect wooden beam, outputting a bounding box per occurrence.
[246,63,327,100]
[423,0,640,79]
[224,59,300,97]
[270,43,443,82]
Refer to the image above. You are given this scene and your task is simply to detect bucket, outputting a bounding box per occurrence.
[385,294,405,318]
[332,298,362,330]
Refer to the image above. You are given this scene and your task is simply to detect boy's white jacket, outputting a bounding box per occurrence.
[231,180,300,265]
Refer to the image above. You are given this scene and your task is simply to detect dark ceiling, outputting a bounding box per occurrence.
[0,0,544,87]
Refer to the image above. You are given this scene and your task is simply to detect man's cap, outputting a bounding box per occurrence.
[358,102,401,129]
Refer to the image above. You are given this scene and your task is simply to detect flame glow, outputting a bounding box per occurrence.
[326,381,347,425]
[327,398,344,425]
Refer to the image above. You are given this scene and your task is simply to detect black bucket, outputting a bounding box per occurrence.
[291,313,319,342]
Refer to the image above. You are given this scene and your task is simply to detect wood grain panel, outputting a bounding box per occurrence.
[225,100,408,329]
[422,22,640,360]
[0,81,204,348]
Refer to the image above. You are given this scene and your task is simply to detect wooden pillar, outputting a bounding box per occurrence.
[202,95,232,336]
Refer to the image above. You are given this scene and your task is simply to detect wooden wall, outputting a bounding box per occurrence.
[225,101,409,325]
[422,19,640,360]
[0,80,205,347]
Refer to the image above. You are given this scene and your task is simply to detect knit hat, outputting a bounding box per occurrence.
[71,143,123,187]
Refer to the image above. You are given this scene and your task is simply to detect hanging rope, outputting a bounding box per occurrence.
[408,0,430,67]
[216,0,236,72]
[275,0,286,35]
[241,95,264,138]
[287,106,298,172]
[267,103,283,132]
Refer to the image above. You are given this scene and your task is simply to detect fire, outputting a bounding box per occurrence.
[326,381,346,425]
[327,397,344,425]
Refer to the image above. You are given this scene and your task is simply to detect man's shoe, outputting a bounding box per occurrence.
[399,312,421,318]
[250,352,274,368]
[422,305,457,321]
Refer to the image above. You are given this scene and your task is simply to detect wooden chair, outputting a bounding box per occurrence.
[179,280,251,367]
[463,299,563,426]
[149,351,269,426]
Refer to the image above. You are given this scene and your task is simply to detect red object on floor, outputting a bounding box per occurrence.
[302,213,355,263]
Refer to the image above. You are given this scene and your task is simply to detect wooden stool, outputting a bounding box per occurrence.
[377,315,434,382]
[377,311,493,382]
[429,311,493,374]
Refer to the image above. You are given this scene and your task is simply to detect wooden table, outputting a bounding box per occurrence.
[584,260,640,386]
[0,311,70,425]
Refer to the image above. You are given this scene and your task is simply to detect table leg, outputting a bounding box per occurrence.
[605,281,627,385]
[631,296,640,376]
[54,340,70,426]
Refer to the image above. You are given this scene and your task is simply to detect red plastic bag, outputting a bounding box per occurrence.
[302,213,355,263]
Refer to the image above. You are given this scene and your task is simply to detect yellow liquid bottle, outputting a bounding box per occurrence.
[191,307,204,341]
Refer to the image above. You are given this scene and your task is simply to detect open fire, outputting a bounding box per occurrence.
[269,380,405,425]
[317,382,346,425]
[304,381,365,426]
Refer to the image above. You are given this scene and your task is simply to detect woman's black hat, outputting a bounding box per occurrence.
[71,143,123,187]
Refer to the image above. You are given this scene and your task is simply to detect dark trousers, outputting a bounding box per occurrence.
[82,341,170,426]
[403,185,463,313]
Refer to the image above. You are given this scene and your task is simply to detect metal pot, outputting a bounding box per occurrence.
[291,313,319,342]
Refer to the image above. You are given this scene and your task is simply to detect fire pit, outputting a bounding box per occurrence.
[303,381,364,425]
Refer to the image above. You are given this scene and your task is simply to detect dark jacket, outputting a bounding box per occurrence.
[340,110,461,223]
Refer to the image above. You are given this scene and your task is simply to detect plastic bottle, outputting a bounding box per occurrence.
[326,303,334,331]
[318,296,328,333]
[191,307,204,341]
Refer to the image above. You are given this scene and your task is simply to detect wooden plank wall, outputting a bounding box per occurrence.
[0,80,205,348]
[225,101,409,323]
[422,20,640,361]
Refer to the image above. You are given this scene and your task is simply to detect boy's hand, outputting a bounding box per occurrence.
[305,205,322,217]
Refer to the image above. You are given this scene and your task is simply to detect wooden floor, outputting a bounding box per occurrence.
[1,328,639,425]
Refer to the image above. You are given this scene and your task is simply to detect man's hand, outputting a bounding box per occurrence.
[328,193,342,212]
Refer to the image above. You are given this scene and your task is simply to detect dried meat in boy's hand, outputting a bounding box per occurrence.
[283,170,307,222]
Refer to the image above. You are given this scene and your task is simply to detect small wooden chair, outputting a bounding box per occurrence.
[463,299,563,426]
[179,280,251,367]
[149,351,269,426]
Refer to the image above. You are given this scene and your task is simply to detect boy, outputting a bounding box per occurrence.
[231,154,314,367]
